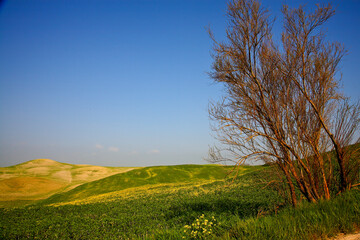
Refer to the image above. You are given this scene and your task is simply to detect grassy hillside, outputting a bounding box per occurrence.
[0,159,136,207]
[1,161,358,239]
[0,165,284,239]
[41,164,238,205]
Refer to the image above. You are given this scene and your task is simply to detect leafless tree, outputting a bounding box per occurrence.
[208,0,360,206]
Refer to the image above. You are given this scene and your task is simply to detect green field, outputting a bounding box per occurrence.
[0,160,359,239]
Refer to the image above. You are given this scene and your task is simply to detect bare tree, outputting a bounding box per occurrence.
[208,0,360,206]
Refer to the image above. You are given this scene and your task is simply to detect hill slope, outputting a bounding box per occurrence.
[0,159,136,207]
[0,166,284,239]
[41,164,231,205]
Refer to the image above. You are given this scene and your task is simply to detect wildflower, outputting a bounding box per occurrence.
[182,214,218,239]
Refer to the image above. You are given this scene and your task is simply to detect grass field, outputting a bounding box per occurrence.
[0,159,359,239]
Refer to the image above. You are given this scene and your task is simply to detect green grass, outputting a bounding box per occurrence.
[0,163,359,239]
[0,166,283,239]
[223,188,360,240]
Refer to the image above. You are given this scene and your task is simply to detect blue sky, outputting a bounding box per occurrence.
[0,0,359,167]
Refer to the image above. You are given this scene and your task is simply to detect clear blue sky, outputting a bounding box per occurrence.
[0,0,359,167]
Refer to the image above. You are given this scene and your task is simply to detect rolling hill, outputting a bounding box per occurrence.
[0,158,359,239]
[0,159,234,207]
[0,159,136,207]
[40,164,232,205]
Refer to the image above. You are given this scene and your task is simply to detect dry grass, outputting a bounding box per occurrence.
[0,159,138,206]
[0,177,65,201]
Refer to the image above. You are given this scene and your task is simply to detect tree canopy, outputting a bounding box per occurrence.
[208,0,360,206]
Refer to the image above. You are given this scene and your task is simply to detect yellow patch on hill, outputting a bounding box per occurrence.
[50,180,218,206]
[51,170,73,183]
[0,177,66,201]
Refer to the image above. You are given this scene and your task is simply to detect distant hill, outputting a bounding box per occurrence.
[0,159,136,207]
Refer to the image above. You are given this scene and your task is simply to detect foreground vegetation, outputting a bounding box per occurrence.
[1,162,359,239]
[0,165,280,239]
[224,189,360,239]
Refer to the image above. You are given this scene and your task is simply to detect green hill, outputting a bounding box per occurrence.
[41,164,233,204]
